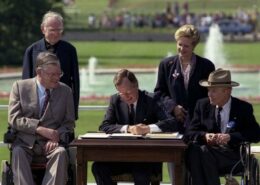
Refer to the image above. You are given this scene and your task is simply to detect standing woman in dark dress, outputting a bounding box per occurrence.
[154,24,215,132]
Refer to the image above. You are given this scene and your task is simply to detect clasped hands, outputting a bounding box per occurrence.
[127,124,150,135]
[205,133,230,145]
[36,126,60,154]
[174,105,187,123]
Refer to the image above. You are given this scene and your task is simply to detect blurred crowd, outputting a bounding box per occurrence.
[86,1,260,32]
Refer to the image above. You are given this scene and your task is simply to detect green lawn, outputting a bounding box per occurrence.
[1,40,260,182]
[72,41,260,68]
[1,103,260,182]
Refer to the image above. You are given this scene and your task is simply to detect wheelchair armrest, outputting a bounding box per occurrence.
[3,126,16,144]
[59,131,75,147]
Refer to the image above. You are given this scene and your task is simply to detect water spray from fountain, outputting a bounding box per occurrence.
[88,56,98,85]
[204,24,226,68]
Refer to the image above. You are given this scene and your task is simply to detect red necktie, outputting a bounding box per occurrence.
[41,89,50,116]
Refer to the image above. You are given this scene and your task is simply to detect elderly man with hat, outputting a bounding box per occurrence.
[184,68,260,185]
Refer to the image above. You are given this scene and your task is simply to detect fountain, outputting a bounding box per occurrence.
[0,45,259,100]
[204,24,226,68]
[88,56,98,85]
[80,68,90,92]
[203,24,260,100]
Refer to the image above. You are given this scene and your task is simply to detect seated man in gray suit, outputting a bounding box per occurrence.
[92,69,178,185]
[8,51,75,185]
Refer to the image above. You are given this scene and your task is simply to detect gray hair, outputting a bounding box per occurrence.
[41,11,63,26]
[36,51,60,69]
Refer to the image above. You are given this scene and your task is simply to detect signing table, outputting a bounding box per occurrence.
[70,137,187,185]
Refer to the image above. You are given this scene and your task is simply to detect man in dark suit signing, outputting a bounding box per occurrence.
[184,68,260,185]
[92,69,178,185]
[9,51,75,185]
[22,11,80,119]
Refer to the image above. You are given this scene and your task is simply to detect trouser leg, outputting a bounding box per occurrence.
[92,162,116,185]
[187,144,220,185]
[12,146,34,185]
[187,144,241,185]
[42,146,68,185]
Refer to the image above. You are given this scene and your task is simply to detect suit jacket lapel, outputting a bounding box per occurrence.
[135,91,145,123]
[119,100,130,124]
[207,104,220,131]
[32,78,41,118]
[188,54,197,78]
[229,97,238,123]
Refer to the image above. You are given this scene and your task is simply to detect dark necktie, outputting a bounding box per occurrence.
[129,104,135,124]
[217,107,223,132]
[45,41,55,53]
[41,89,50,116]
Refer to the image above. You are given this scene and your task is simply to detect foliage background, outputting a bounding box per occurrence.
[0,0,64,66]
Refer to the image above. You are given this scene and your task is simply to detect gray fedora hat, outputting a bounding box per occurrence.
[199,68,239,87]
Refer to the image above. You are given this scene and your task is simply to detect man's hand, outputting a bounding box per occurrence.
[173,105,187,123]
[205,133,218,145]
[44,140,59,154]
[215,133,230,145]
[36,126,59,142]
[128,124,150,135]
[205,133,230,145]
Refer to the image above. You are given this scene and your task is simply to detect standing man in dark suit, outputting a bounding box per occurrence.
[92,69,178,185]
[22,11,80,119]
[9,51,75,185]
[184,68,260,185]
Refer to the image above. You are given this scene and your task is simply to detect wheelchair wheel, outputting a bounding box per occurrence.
[1,160,14,185]
[248,154,260,185]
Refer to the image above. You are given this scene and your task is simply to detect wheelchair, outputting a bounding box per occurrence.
[234,142,260,185]
[186,142,260,185]
[1,126,76,185]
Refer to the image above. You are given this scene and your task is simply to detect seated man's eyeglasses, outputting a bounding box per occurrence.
[42,70,64,78]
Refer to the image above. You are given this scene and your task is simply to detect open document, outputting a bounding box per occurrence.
[79,132,110,139]
[79,132,183,140]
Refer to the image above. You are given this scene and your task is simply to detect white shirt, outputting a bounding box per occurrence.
[215,98,231,133]
[120,101,161,133]
[36,79,51,116]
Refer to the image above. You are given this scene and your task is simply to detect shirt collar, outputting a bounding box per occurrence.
[217,97,231,111]
[178,53,196,63]
[36,79,45,96]
[36,79,52,94]
[223,97,231,111]
[44,39,58,51]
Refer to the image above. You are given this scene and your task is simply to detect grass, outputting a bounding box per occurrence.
[1,102,260,182]
[1,40,260,181]
[72,41,260,68]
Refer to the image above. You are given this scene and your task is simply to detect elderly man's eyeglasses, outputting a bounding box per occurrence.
[42,70,64,78]
[45,27,63,34]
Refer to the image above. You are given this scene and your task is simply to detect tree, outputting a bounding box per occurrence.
[0,0,64,66]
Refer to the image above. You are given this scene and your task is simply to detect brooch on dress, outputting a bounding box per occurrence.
[172,69,180,79]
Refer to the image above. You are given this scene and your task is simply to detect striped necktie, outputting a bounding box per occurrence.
[41,89,50,116]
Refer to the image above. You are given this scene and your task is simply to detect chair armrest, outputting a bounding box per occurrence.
[3,126,16,144]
